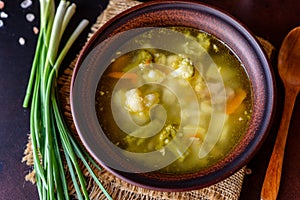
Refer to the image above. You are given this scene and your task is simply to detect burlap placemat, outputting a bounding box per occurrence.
[22,0,275,199]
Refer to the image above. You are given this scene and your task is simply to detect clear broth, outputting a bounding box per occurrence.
[95,27,252,174]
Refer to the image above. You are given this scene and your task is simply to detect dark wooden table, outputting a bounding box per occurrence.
[0,0,299,199]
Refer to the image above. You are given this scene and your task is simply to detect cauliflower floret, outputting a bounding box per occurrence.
[193,74,206,97]
[124,88,160,113]
[194,81,205,94]
[125,89,145,113]
[124,88,160,126]
[166,55,180,67]
[142,69,166,83]
[154,53,167,65]
[144,93,159,107]
[170,56,194,79]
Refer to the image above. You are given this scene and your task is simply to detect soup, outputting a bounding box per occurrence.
[95,27,252,174]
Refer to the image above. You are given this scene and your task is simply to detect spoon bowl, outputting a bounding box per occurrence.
[278,27,300,87]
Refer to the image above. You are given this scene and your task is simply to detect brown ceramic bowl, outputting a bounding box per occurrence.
[70,1,275,191]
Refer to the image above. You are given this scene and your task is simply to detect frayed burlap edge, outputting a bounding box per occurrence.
[22,0,275,199]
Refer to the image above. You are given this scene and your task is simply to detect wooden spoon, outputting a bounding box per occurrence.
[261,27,300,200]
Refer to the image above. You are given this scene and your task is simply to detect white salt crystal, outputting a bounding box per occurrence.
[0,11,8,18]
[25,13,34,22]
[0,19,3,28]
[20,0,32,9]
[19,37,26,45]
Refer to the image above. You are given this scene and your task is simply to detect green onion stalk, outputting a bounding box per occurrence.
[23,0,112,199]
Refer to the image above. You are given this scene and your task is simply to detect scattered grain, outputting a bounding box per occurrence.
[19,37,26,45]
[20,0,32,9]
[245,168,252,175]
[0,11,8,18]
[0,1,4,10]
[33,26,39,34]
[25,13,35,22]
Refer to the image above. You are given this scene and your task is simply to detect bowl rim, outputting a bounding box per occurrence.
[70,0,276,191]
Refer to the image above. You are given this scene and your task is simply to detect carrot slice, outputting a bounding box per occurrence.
[107,72,138,84]
[226,89,247,114]
[107,72,135,79]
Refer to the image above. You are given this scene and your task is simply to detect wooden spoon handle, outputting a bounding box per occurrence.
[260,86,298,200]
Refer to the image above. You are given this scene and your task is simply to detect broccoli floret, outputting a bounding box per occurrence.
[155,124,190,160]
[136,50,153,69]
[158,124,177,146]
[197,32,211,50]
[123,50,153,72]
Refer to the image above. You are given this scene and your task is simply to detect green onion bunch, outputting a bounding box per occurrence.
[23,0,112,199]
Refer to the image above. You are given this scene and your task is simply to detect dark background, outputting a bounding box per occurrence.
[0,0,299,199]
